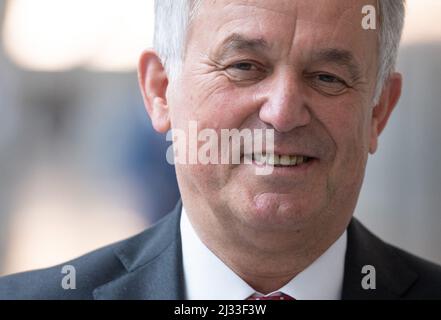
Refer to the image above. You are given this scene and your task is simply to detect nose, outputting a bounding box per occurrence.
[259,70,311,133]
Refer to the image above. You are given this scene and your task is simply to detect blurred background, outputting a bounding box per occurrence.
[0,0,440,276]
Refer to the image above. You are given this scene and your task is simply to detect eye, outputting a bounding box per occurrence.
[307,72,349,96]
[224,61,266,83]
[230,62,257,71]
[317,74,341,83]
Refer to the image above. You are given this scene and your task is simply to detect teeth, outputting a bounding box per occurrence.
[280,155,291,166]
[290,156,298,166]
[267,153,276,165]
[250,154,309,166]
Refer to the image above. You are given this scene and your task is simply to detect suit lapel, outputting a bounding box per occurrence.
[342,218,418,299]
[93,201,185,300]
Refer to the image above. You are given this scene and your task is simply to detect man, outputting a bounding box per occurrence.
[1,0,441,300]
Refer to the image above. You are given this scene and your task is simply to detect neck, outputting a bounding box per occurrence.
[183,203,347,294]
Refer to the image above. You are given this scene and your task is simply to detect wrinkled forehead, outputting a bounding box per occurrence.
[188,0,378,67]
[193,0,378,28]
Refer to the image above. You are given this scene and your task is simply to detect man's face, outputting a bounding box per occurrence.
[166,0,384,230]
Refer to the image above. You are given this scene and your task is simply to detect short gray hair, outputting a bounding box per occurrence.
[376,0,406,102]
[154,0,201,81]
[154,0,405,102]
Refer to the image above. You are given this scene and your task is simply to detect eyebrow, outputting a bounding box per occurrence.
[310,48,362,82]
[212,33,270,61]
[212,34,363,81]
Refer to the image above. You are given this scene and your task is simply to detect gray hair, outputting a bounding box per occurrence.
[154,0,201,81]
[154,0,405,102]
[376,0,406,102]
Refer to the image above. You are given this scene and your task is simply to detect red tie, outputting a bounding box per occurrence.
[247,292,295,300]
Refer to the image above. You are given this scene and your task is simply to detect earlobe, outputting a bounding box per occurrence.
[369,119,379,154]
[151,97,171,133]
[138,50,171,133]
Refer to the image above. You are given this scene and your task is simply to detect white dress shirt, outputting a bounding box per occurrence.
[180,207,347,300]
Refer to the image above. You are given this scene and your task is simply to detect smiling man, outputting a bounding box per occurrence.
[1,0,441,300]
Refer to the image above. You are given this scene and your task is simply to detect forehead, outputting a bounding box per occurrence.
[189,0,378,65]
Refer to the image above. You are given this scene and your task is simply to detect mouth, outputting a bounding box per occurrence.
[243,153,316,168]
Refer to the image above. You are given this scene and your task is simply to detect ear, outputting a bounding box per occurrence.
[369,72,402,154]
[138,50,171,133]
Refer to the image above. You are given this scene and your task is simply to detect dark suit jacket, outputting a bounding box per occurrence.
[1,200,441,300]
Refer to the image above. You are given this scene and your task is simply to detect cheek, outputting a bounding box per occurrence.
[176,72,263,131]
[319,99,371,189]
[170,77,263,192]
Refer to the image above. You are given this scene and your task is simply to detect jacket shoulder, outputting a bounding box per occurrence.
[387,244,441,299]
[346,218,441,299]
[0,203,182,300]
[0,242,126,300]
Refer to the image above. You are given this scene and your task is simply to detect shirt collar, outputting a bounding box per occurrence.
[180,207,347,300]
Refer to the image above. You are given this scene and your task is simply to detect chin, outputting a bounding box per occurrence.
[236,192,320,230]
